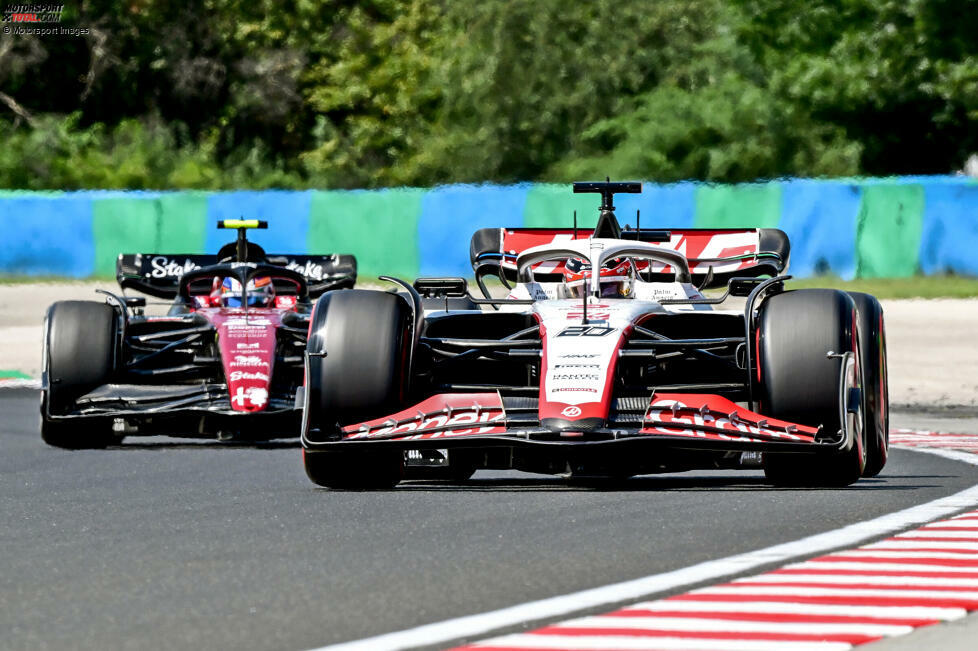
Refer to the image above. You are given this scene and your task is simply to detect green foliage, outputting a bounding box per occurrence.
[0,113,301,190]
[406,0,729,184]
[300,0,442,188]
[0,0,975,188]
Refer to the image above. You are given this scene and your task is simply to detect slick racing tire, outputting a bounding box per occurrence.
[849,292,889,478]
[41,301,119,449]
[304,449,403,490]
[305,290,411,433]
[757,289,866,487]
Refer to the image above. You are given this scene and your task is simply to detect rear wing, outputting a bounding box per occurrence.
[116,253,357,299]
[470,227,789,288]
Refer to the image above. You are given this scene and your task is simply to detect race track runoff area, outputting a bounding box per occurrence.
[321,430,978,651]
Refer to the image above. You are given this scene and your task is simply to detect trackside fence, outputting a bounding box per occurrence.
[1,176,976,279]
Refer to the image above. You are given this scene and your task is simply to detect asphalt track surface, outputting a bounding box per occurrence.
[3,389,978,651]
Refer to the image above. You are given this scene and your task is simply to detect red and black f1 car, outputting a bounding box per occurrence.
[41,220,357,447]
[300,182,888,488]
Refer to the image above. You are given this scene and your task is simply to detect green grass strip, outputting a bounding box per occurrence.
[786,274,978,299]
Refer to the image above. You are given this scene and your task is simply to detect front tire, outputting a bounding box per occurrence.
[758,289,866,487]
[41,301,119,449]
[303,290,411,488]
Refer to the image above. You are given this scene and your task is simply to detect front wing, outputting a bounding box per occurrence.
[301,392,851,456]
[43,382,301,437]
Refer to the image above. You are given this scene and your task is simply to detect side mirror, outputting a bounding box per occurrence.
[125,296,147,308]
[728,277,766,297]
[413,277,468,298]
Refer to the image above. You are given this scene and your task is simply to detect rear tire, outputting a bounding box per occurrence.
[849,292,888,477]
[758,290,866,487]
[41,301,119,449]
[303,290,411,488]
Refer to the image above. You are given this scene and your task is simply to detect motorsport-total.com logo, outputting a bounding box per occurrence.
[1,3,89,36]
[1,2,63,22]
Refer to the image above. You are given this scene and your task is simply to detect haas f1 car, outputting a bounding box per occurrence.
[300,182,888,488]
[41,220,357,447]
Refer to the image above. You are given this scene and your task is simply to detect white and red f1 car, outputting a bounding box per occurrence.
[41,220,356,447]
[300,182,888,488]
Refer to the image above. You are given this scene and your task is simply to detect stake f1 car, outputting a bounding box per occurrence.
[300,181,888,489]
[41,220,357,447]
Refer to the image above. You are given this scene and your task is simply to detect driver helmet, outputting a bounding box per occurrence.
[562,257,636,298]
[221,276,275,307]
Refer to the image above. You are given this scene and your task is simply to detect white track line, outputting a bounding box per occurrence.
[624,600,965,619]
[832,549,978,558]
[782,561,978,573]
[552,615,913,636]
[733,574,978,587]
[314,446,978,651]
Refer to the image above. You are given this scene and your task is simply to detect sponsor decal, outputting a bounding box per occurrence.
[551,373,601,381]
[559,353,600,359]
[230,354,270,368]
[229,370,270,382]
[647,399,801,440]
[225,317,272,328]
[350,411,505,439]
[566,311,610,321]
[552,387,598,393]
[225,326,268,335]
[560,405,582,418]
[148,256,201,278]
[285,260,325,280]
[557,325,615,337]
[274,295,297,309]
[230,386,268,408]
[647,285,689,300]
[566,304,611,321]
[554,364,601,369]
[236,342,261,350]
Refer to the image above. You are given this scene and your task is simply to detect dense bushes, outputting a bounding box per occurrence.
[0,0,974,189]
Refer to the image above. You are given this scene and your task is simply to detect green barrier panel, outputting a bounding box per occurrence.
[856,184,925,278]
[523,184,607,229]
[92,194,209,276]
[694,183,782,228]
[308,189,424,278]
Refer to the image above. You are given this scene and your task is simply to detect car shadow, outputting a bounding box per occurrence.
[391,474,933,492]
[105,438,300,450]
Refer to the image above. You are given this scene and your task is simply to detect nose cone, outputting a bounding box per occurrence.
[214,310,279,412]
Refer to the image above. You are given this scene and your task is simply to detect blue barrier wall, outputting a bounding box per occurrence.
[1,176,976,279]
